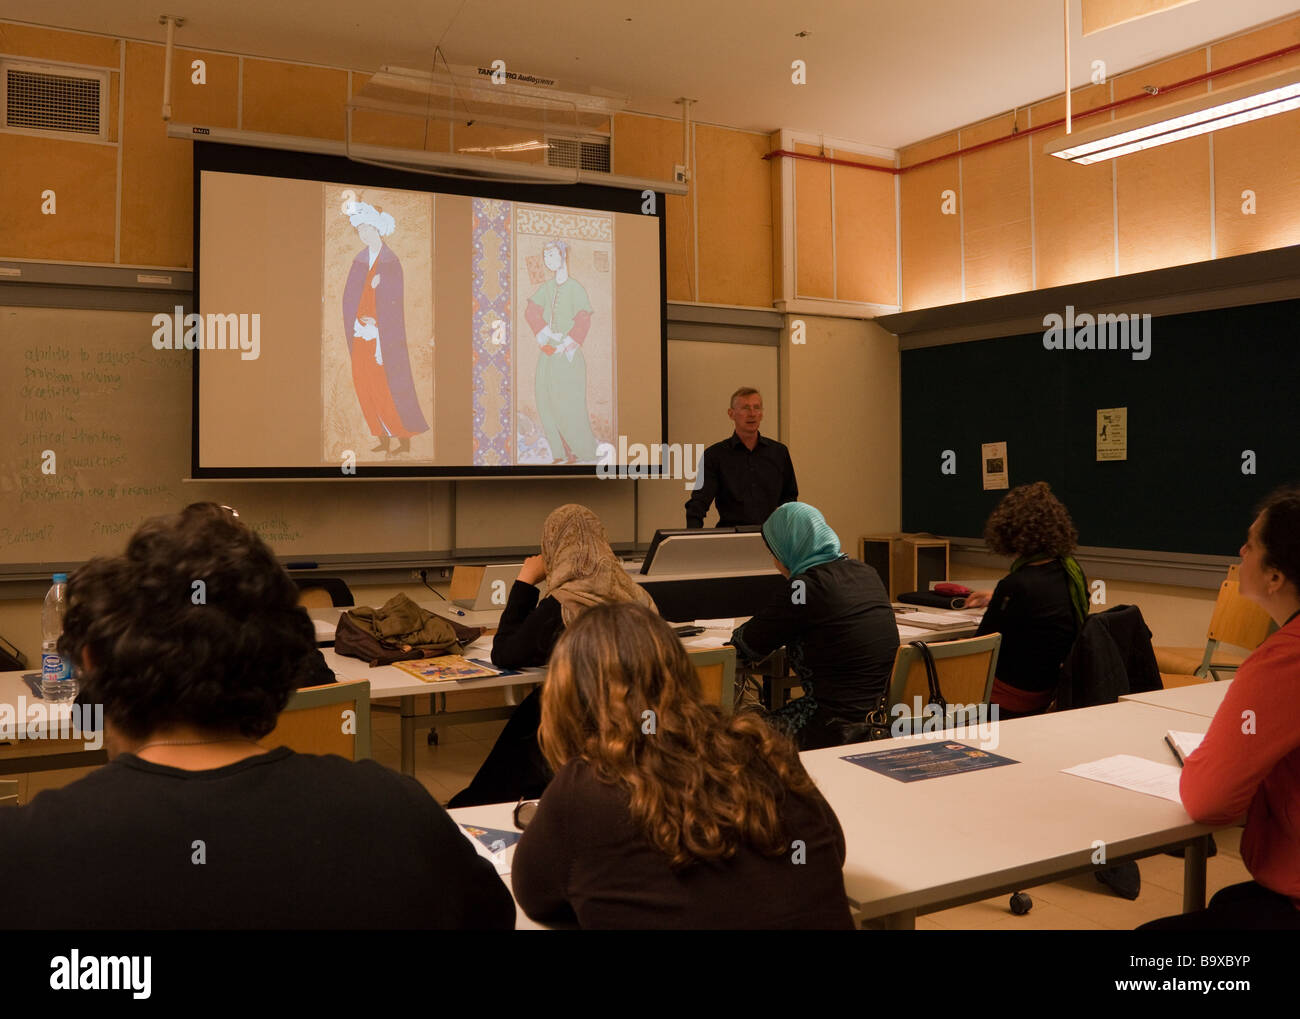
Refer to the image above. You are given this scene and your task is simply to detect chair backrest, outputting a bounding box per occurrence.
[294,577,355,609]
[687,646,737,715]
[887,634,1001,723]
[264,679,371,760]
[0,778,18,807]
[1206,568,1274,652]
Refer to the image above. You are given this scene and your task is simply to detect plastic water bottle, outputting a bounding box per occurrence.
[41,572,77,703]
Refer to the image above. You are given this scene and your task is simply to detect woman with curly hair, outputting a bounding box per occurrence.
[511,601,853,929]
[0,503,512,929]
[966,481,1088,718]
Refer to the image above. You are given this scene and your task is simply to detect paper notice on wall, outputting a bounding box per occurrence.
[1097,407,1127,461]
[981,442,1008,491]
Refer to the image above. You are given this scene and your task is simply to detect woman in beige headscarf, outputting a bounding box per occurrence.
[448,504,657,807]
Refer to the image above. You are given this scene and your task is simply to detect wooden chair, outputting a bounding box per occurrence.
[294,577,355,609]
[1154,565,1274,683]
[263,680,371,760]
[0,778,17,807]
[886,633,1001,732]
[688,646,738,714]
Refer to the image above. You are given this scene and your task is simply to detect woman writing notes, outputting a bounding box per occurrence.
[965,482,1088,719]
[512,602,853,929]
[730,502,899,750]
[1144,487,1300,930]
[448,503,656,807]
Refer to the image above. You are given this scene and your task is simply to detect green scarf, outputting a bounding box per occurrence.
[1012,552,1088,625]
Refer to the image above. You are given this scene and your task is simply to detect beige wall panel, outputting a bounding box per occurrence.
[1208,15,1300,90]
[612,113,693,302]
[899,132,961,310]
[831,150,897,305]
[634,338,780,539]
[1031,86,1116,287]
[959,114,1032,300]
[167,48,239,128]
[1113,54,1212,275]
[0,134,115,261]
[242,59,348,141]
[770,131,786,305]
[119,43,195,267]
[784,316,898,543]
[899,132,959,168]
[0,22,119,66]
[794,142,833,299]
[1213,110,1300,257]
[695,124,772,308]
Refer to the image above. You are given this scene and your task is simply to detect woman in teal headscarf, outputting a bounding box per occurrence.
[524,239,600,464]
[731,502,900,750]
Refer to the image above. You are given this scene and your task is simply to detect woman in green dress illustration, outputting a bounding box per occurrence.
[523,239,599,464]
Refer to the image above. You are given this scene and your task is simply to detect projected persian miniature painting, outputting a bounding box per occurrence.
[321,185,435,464]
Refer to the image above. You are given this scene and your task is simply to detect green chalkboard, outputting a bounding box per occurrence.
[901,297,1300,556]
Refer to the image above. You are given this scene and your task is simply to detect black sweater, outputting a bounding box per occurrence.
[512,758,854,929]
[731,557,899,716]
[975,561,1081,693]
[491,581,565,669]
[0,748,514,929]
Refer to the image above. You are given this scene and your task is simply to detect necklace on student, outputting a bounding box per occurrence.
[134,737,263,753]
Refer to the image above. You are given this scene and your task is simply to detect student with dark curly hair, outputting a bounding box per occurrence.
[0,502,513,929]
[512,601,854,929]
[1143,487,1300,930]
[966,482,1088,718]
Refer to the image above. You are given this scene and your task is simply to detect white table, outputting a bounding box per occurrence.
[0,670,108,775]
[322,647,544,775]
[1120,681,1231,719]
[802,700,1223,928]
[446,802,548,930]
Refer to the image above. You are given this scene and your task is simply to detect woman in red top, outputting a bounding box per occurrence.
[1143,486,1300,930]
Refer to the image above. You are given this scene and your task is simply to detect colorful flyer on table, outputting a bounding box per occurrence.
[1096,407,1127,461]
[842,742,1018,782]
[391,655,503,682]
[981,441,1009,490]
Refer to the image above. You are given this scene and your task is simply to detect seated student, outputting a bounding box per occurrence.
[447,503,657,807]
[0,502,513,930]
[1142,487,1300,930]
[729,502,898,750]
[512,601,854,929]
[965,482,1088,719]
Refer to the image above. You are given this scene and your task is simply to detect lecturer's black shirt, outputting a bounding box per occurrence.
[684,432,798,528]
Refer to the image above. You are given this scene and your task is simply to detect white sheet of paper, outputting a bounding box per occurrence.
[1061,754,1184,803]
[694,618,735,630]
[312,618,337,639]
[1168,730,1206,761]
[896,625,931,640]
[684,636,731,649]
[462,635,496,655]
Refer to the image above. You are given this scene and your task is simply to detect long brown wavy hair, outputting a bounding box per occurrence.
[539,601,823,868]
[984,480,1079,559]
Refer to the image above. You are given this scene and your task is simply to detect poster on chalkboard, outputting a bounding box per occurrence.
[1096,407,1127,462]
[981,441,1009,490]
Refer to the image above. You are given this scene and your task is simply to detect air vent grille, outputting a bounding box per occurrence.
[3,64,105,137]
[547,135,610,173]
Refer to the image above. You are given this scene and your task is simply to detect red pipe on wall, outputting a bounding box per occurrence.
[763,41,1300,175]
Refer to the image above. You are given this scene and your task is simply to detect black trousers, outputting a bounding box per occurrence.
[447,687,553,808]
[1139,880,1300,930]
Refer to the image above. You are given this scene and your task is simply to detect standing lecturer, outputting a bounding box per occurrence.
[685,387,798,528]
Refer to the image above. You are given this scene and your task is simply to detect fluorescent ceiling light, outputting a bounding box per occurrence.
[1045,67,1300,164]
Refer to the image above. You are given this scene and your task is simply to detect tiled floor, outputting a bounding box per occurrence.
[5,698,1251,931]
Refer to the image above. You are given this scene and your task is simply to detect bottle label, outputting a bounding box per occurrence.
[41,652,71,683]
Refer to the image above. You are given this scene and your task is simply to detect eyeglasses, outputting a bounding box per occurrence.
[513,797,540,830]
